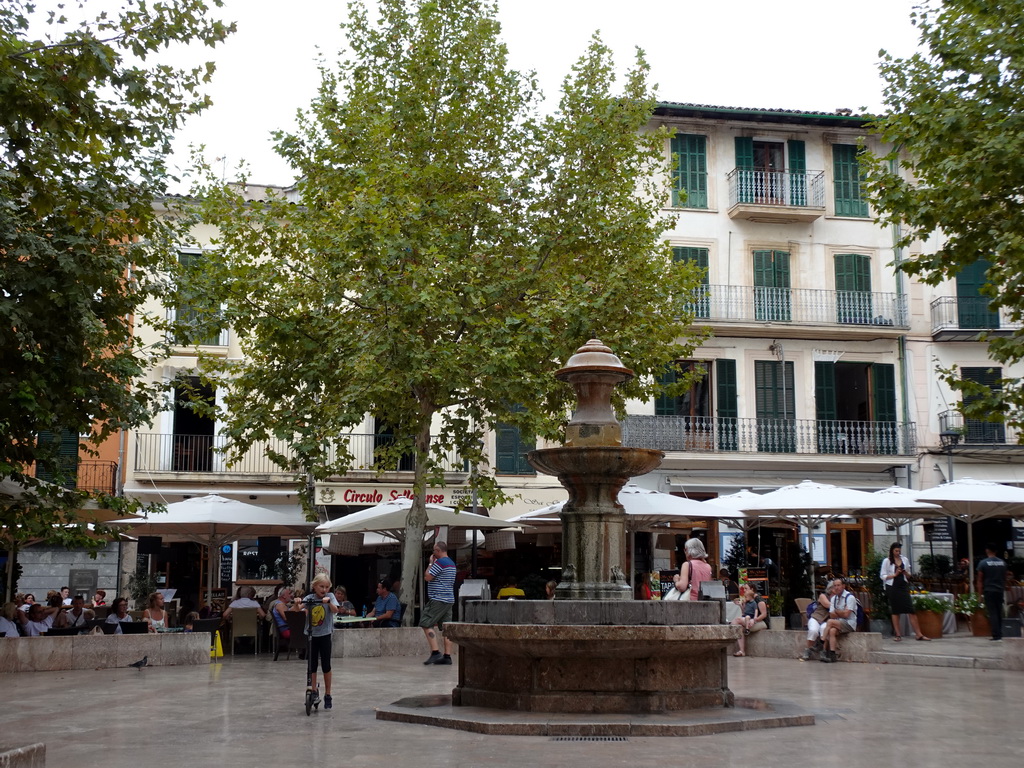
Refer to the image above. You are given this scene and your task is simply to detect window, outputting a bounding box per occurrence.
[174,251,224,346]
[815,362,898,454]
[753,250,791,322]
[834,253,872,324]
[754,360,795,452]
[671,134,708,208]
[495,406,535,475]
[734,138,806,205]
[962,367,1005,443]
[955,259,999,329]
[655,361,738,452]
[35,429,80,487]
[673,247,709,318]
[832,144,868,217]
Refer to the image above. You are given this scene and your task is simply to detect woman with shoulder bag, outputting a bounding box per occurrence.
[880,541,930,641]
[666,538,712,600]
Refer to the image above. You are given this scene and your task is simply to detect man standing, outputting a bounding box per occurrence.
[421,541,456,666]
[976,543,1007,641]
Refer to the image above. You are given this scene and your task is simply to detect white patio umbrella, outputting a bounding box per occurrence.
[719,480,941,590]
[111,494,317,606]
[315,498,516,540]
[506,484,740,530]
[913,477,1024,591]
[860,486,950,565]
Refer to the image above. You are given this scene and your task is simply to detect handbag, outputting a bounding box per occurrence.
[663,585,689,601]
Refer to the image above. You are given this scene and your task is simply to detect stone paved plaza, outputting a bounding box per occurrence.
[2,639,1022,767]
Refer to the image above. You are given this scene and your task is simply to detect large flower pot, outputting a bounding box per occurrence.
[915,610,943,639]
[969,610,991,637]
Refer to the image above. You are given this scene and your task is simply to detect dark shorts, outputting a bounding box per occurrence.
[307,633,331,675]
[419,599,453,630]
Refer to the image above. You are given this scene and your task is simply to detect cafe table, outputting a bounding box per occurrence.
[335,616,376,628]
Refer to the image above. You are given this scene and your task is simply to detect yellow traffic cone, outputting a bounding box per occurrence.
[211,630,224,660]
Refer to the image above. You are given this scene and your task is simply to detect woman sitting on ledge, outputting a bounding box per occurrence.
[730,584,768,657]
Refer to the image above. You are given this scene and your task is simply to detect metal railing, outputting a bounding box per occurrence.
[930,296,1021,334]
[938,410,1019,446]
[623,415,917,456]
[685,285,908,327]
[76,461,119,494]
[727,168,826,209]
[134,433,465,474]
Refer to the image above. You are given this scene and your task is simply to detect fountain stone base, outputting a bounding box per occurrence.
[446,600,739,714]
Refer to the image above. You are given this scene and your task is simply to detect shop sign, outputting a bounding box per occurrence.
[316,483,471,507]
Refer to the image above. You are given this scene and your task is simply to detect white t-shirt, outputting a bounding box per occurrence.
[0,616,20,637]
[228,597,261,609]
[23,615,54,637]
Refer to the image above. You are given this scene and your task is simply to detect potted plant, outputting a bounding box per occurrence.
[126,569,160,610]
[766,591,785,628]
[911,593,947,638]
[865,546,891,635]
[954,592,990,637]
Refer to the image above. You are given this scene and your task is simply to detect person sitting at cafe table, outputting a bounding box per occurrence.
[18,593,35,613]
[223,586,266,621]
[142,591,170,632]
[105,597,135,634]
[18,601,64,636]
[367,578,401,628]
[90,589,107,608]
[64,595,94,630]
[268,587,296,640]
[496,577,526,600]
[1,602,22,637]
[333,586,357,617]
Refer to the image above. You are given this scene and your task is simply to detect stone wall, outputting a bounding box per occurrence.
[14,542,121,599]
[332,627,439,658]
[0,632,209,673]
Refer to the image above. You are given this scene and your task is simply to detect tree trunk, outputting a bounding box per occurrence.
[398,420,433,626]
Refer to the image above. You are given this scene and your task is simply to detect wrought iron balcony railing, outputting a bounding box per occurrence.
[134,433,464,475]
[938,410,1019,446]
[623,415,917,456]
[727,168,826,209]
[685,285,908,328]
[930,296,1021,335]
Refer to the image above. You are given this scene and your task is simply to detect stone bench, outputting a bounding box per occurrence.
[0,632,210,673]
[331,627,442,658]
[744,627,882,662]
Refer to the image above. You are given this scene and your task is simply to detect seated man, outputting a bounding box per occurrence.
[18,602,63,636]
[367,578,401,628]
[820,577,857,663]
[223,586,266,621]
[64,594,94,631]
[496,577,525,600]
[268,587,296,641]
[801,583,836,660]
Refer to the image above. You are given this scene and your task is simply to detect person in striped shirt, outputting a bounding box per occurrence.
[421,540,456,665]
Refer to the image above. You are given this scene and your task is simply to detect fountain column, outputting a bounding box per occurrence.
[528,339,663,600]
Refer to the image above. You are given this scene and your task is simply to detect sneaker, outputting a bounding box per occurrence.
[323,695,332,710]
[819,650,835,663]
[311,687,321,705]
[435,654,453,665]
[424,651,443,665]
[800,647,813,661]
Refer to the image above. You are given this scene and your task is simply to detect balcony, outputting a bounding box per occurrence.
[687,285,908,338]
[623,415,918,457]
[134,433,465,476]
[76,461,119,495]
[930,296,1022,341]
[938,410,1020,447]
[726,168,826,223]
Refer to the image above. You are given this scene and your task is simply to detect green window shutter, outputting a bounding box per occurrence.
[835,253,873,323]
[833,144,868,217]
[753,250,791,322]
[674,247,710,318]
[961,366,1005,443]
[716,359,738,451]
[496,405,536,474]
[655,366,679,416]
[871,364,897,422]
[787,140,807,206]
[36,429,79,487]
[735,137,754,169]
[671,134,708,208]
[955,259,999,329]
[814,362,837,422]
[754,360,795,452]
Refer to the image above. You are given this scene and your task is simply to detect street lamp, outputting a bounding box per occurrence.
[939,429,962,483]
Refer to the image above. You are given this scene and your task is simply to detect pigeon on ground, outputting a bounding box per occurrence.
[128,655,148,669]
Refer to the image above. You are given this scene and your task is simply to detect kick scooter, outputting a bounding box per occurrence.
[303,595,319,715]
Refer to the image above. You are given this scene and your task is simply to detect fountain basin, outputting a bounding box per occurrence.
[447,600,740,714]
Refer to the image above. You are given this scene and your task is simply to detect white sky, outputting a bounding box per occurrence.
[166,0,923,187]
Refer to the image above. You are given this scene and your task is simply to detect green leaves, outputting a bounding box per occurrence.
[866,0,1024,432]
[1,0,232,550]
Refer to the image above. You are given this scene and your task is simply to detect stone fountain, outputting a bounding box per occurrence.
[378,340,813,734]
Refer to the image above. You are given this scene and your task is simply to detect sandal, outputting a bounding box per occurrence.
[915,635,932,641]
[733,651,745,657]
[893,635,902,642]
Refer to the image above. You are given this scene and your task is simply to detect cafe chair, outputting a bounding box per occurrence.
[283,610,307,661]
[794,598,813,629]
[230,607,260,655]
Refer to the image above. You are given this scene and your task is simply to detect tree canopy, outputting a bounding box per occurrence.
[866,0,1024,429]
[184,0,705,618]
[0,0,233,554]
